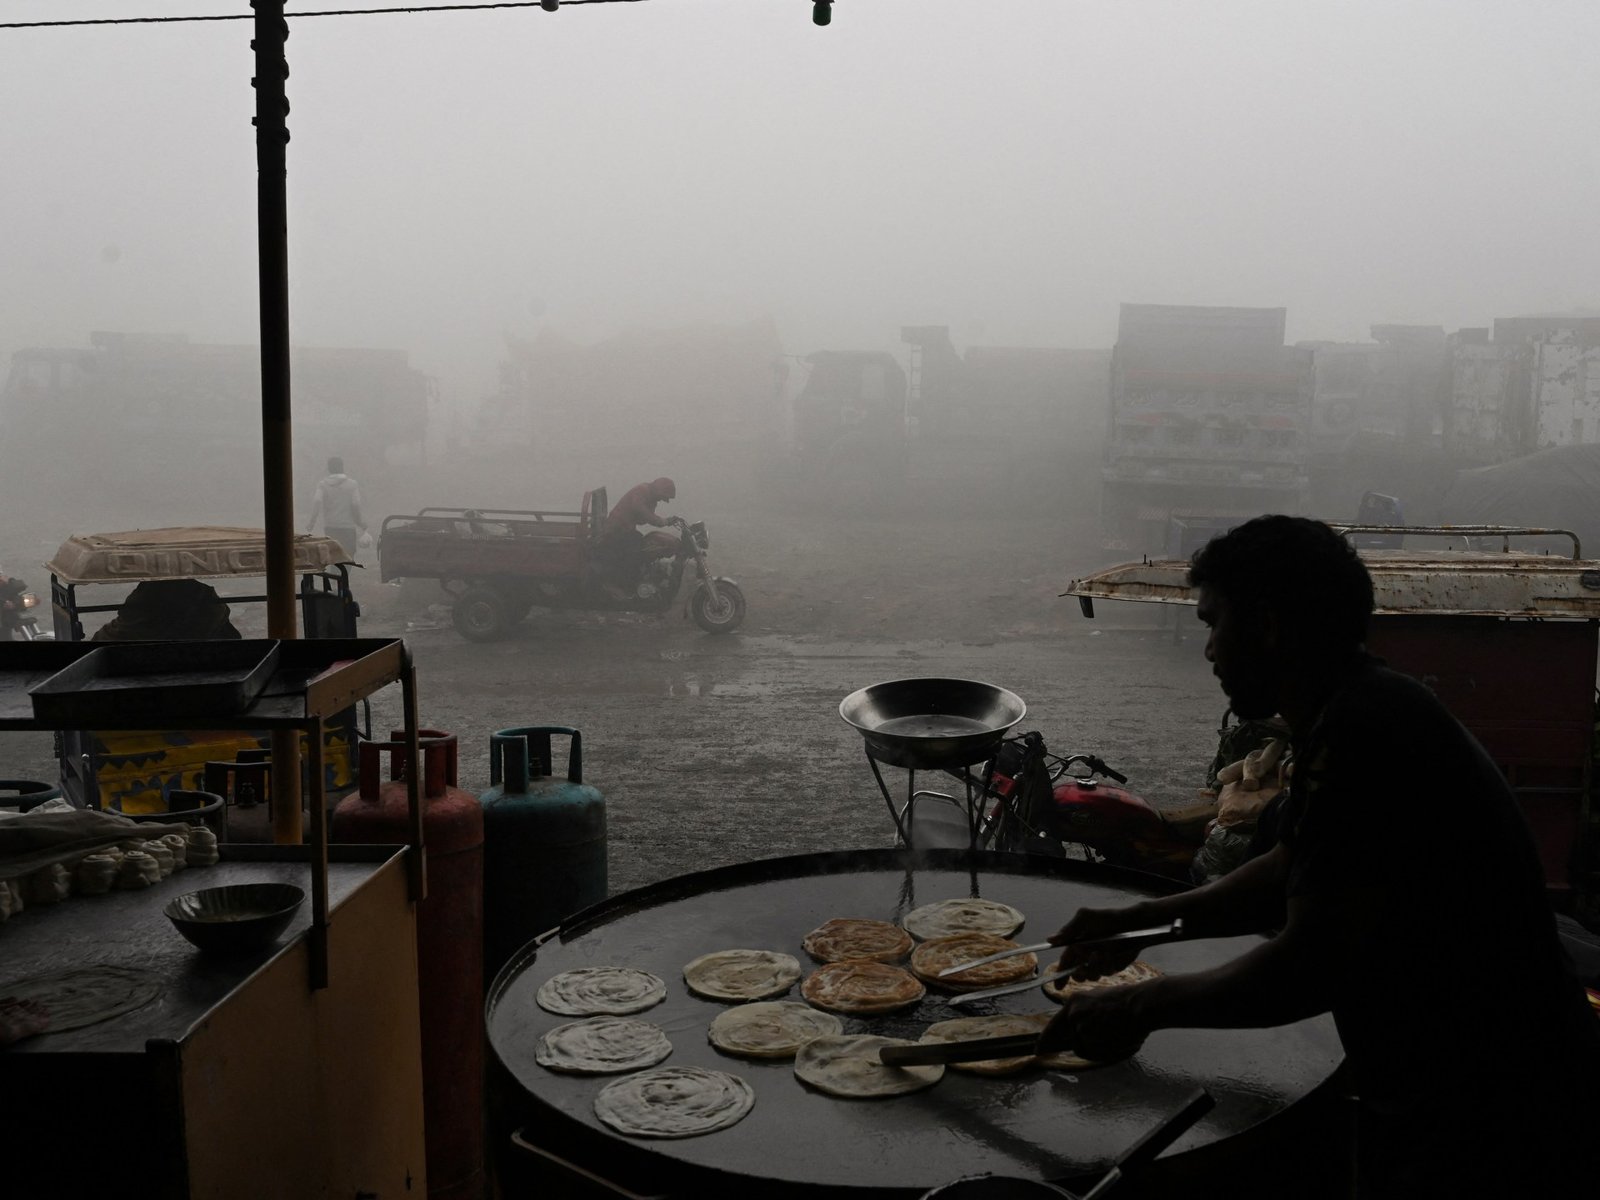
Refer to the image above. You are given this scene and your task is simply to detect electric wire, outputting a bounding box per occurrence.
[0,0,652,31]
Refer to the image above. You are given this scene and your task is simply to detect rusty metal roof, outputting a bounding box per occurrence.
[1064,550,1600,619]
[46,527,349,584]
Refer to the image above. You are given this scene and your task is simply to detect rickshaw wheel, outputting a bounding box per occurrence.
[453,586,509,642]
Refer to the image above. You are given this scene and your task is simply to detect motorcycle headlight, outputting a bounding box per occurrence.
[20,592,38,609]
[690,522,709,550]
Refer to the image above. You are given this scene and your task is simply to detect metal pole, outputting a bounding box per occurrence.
[253,0,303,843]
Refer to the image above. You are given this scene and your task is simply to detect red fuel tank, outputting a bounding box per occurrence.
[332,730,484,1200]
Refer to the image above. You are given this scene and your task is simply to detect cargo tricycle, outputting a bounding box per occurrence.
[377,487,746,641]
[44,526,364,813]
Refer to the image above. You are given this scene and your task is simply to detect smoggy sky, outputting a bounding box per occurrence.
[3,0,1598,405]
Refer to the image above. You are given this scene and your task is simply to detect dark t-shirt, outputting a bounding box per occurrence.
[601,482,663,541]
[1280,657,1600,1189]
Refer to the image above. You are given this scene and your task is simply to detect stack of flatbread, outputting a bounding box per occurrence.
[909,933,1037,991]
[800,960,925,1015]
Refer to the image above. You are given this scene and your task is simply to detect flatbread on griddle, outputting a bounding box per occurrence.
[1042,959,1161,1004]
[1008,1012,1126,1070]
[920,1013,1044,1076]
[901,898,1024,941]
[683,949,802,1002]
[594,1066,755,1139]
[707,1001,843,1060]
[800,960,925,1015]
[793,1034,943,1097]
[536,967,667,1016]
[910,933,1037,991]
[802,917,914,964]
[534,1016,672,1075]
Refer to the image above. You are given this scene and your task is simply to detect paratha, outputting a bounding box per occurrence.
[800,960,925,1015]
[1010,1012,1123,1070]
[802,917,914,964]
[536,967,667,1016]
[920,1013,1044,1076]
[901,898,1024,941]
[594,1066,755,1139]
[1042,959,1162,1003]
[793,1034,943,1097]
[534,1016,672,1075]
[910,933,1037,991]
[683,949,802,1002]
[707,1001,843,1060]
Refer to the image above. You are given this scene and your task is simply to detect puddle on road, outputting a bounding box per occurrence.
[668,678,777,698]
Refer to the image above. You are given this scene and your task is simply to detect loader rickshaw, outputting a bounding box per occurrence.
[44,526,364,815]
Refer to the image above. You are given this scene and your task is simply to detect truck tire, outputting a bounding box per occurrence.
[453,587,509,642]
[691,580,746,634]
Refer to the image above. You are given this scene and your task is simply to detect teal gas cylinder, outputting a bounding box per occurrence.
[480,726,607,982]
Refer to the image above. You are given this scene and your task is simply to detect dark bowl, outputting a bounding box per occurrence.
[840,677,1026,769]
[164,883,305,954]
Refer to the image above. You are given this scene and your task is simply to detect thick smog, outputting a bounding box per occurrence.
[3,1,1600,887]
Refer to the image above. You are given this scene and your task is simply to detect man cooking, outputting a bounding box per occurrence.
[598,477,681,566]
[1040,515,1600,1194]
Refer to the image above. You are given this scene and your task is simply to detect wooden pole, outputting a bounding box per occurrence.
[253,0,303,843]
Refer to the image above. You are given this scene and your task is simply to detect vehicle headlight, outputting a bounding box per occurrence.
[21,592,38,609]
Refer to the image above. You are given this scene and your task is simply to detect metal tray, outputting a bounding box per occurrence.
[28,639,281,724]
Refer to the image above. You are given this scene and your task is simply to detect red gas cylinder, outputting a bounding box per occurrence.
[332,730,484,1200]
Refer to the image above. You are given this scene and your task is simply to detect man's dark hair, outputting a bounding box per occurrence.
[1188,515,1375,651]
[328,456,344,474]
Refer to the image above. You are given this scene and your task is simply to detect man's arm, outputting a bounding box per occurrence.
[350,482,365,532]
[1051,843,1290,975]
[1040,889,1333,1057]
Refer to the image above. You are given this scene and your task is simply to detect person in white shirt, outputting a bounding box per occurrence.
[305,456,366,558]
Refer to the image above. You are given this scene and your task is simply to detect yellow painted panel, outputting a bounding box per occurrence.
[180,857,425,1198]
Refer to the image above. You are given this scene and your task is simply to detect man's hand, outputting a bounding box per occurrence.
[1037,983,1154,1060]
[1049,905,1150,979]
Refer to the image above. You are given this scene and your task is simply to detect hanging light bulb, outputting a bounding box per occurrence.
[813,1,832,26]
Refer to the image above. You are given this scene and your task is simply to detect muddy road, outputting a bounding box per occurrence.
[0,487,1227,894]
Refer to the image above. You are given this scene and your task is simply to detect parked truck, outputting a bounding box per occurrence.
[1100,304,1313,552]
[776,326,1110,512]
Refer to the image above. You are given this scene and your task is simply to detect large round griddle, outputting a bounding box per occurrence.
[840,678,1026,769]
[487,850,1342,1198]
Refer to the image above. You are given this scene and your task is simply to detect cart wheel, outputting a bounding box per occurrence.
[691,580,746,634]
[453,587,509,642]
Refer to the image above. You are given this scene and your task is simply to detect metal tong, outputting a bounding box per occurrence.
[944,919,1185,1005]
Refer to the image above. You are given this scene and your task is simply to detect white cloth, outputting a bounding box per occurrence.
[307,473,364,532]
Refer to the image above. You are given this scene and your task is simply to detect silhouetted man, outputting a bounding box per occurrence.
[1040,515,1600,1194]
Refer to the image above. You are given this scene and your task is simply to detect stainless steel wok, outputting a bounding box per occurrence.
[840,677,1026,769]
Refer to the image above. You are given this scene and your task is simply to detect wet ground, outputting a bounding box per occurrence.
[0,492,1227,894]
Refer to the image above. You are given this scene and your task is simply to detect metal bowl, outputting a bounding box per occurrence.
[164,882,305,954]
[840,677,1026,769]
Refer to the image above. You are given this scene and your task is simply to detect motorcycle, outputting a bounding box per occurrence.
[0,574,51,641]
[899,731,1212,880]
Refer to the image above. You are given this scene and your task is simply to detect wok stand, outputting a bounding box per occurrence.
[865,744,999,853]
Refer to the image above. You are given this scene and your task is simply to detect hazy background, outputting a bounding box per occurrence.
[3,0,1598,413]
